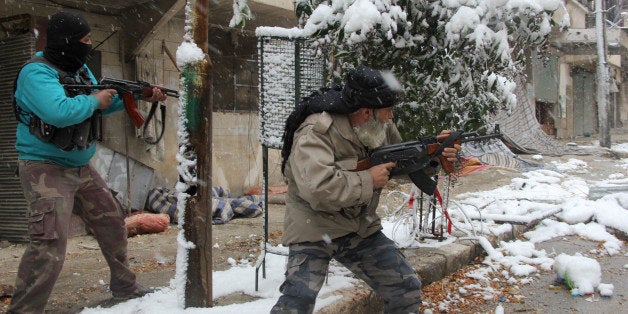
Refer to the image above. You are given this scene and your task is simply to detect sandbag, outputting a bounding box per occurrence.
[146,187,178,223]
[125,212,170,237]
[144,186,263,225]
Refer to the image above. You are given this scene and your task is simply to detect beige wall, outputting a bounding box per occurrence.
[556,60,574,139]
[622,78,628,124]
[212,112,284,195]
[100,17,183,189]
[256,0,294,9]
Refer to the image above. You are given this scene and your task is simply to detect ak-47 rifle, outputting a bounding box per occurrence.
[355,125,502,195]
[64,77,179,144]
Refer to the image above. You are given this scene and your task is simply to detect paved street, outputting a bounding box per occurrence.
[458,236,627,314]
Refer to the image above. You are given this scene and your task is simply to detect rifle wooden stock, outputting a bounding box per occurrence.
[121,92,144,128]
[428,143,457,173]
[355,157,372,172]
[100,77,178,129]
[428,126,503,174]
[352,126,501,174]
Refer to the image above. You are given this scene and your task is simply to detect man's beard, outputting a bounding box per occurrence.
[353,119,388,150]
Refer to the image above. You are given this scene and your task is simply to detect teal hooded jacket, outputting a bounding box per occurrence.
[14,51,125,167]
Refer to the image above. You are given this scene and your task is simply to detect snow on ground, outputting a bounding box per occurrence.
[82,252,356,313]
[553,253,601,296]
[82,147,627,313]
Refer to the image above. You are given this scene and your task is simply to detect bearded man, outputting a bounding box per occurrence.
[271,66,460,313]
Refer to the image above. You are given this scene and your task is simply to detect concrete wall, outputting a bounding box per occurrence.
[561,0,588,28]
[621,69,628,124]
[212,112,284,195]
[99,16,183,190]
[90,14,287,194]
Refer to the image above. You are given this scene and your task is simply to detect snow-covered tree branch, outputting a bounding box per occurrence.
[289,0,563,136]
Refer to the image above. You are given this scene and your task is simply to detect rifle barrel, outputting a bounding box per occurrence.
[64,83,179,98]
[101,77,180,98]
[63,84,102,89]
[459,132,502,144]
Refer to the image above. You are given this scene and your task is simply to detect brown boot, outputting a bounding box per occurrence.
[112,284,156,301]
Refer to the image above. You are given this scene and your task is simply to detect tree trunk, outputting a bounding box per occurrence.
[180,0,214,308]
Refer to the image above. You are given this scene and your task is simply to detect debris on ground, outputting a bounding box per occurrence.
[421,257,532,313]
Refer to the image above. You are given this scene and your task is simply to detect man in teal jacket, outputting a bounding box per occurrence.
[8,11,166,313]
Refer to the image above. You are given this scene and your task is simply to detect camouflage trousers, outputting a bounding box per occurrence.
[271,231,422,314]
[8,160,137,314]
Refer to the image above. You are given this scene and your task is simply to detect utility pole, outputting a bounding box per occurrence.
[595,0,611,147]
[179,0,214,308]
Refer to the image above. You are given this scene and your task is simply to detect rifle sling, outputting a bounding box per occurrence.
[142,101,166,144]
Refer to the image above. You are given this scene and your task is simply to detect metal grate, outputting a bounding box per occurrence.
[0,33,35,243]
[257,37,326,149]
[255,35,326,290]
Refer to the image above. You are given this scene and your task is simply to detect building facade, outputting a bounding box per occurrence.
[535,0,627,138]
[0,0,295,241]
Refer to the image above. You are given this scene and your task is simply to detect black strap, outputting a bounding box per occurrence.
[142,101,166,144]
[13,56,80,124]
[11,57,48,123]
[12,73,24,123]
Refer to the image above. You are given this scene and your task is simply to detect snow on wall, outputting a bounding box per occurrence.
[257,36,326,149]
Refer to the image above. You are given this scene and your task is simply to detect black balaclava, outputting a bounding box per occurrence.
[44,11,92,72]
[280,66,402,174]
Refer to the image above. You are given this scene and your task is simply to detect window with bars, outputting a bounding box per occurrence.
[209,27,260,112]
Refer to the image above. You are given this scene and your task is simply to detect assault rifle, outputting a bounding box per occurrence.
[64,77,179,144]
[355,125,502,195]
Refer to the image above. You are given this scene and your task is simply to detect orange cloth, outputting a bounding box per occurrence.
[457,156,491,176]
[244,185,288,195]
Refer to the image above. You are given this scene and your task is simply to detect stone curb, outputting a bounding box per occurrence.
[317,224,529,313]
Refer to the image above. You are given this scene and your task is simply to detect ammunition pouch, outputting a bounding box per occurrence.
[28,111,102,151]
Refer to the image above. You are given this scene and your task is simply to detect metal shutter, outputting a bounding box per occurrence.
[0,34,35,242]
